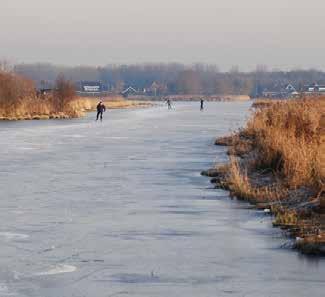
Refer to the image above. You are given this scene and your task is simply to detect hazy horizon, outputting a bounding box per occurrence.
[1,0,325,71]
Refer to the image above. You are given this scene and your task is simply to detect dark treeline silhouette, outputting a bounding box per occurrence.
[14,63,325,97]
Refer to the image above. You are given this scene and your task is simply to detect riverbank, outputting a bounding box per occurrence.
[70,96,152,112]
[0,71,151,121]
[0,96,151,121]
[126,94,250,101]
[202,97,325,254]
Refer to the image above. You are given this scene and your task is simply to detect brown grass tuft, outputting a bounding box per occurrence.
[246,98,324,189]
[227,156,288,203]
[213,97,325,253]
[0,71,80,119]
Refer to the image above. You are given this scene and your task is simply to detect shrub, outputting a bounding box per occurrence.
[0,71,36,115]
[53,74,76,112]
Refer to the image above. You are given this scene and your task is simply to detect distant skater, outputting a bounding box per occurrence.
[200,98,204,111]
[166,98,172,110]
[96,101,106,121]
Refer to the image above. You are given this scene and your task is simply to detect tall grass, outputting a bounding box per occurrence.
[228,156,288,203]
[246,98,323,190]
[216,97,325,252]
[0,71,36,116]
[0,71,77,119]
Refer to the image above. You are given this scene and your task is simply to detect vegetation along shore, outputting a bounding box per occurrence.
[202,97,325,255]
[0,71,150,121]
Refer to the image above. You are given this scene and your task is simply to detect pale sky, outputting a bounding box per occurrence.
[1,0,324,71]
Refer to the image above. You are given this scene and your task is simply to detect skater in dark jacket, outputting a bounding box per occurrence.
[200,98,204,111]
[96,101,106,121]
[166,98,172,110]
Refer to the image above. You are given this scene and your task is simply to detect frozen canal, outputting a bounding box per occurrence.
[0,102,324,297]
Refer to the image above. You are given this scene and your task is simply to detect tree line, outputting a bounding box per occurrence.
[14,63,325,97]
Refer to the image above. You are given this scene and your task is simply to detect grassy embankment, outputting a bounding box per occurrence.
[202,97,325,254]
[0,71,150,121]
[164,95,250,101]
[70,96,151,115]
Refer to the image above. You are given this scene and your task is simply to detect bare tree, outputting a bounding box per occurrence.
[53,74,76,111]
[0,71,36,113]
[176,70,202,94]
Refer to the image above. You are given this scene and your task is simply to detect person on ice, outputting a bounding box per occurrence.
[166,98,172,110]
[200,98,204,111]
[96,101,106,121]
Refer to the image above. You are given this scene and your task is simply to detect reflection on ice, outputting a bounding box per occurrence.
[0,232,29,241]
[34,264,77,276]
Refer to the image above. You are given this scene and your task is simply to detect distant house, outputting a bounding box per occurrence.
[121,86,138,97]
[38,88,53,96]
[303,83,325,94]
[75,81,111,96]
[262,83,298,99]
[79,81,102,93]
[36,80,54,97]
[285,84,298,94]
